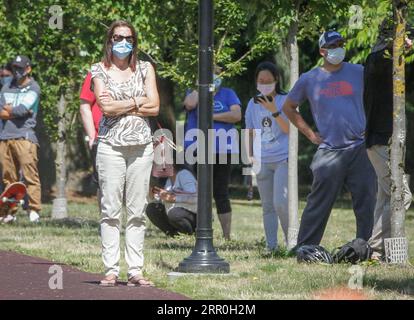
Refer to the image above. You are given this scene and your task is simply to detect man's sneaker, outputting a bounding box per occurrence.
[2,214,17,224]
[28,210,40,223]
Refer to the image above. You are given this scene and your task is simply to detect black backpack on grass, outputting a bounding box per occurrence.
[332,238,373,264]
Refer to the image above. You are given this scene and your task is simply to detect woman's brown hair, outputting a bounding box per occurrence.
[102,20,138,72]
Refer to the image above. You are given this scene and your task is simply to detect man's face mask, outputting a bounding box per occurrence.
[322,40,346,65]
[213,74,222,90]
[324,47,346,65]
[12,67,28,83]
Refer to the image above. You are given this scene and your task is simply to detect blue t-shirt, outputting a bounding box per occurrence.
[184,87,241,154]
[245,94,289,163]
[287,62,366,150]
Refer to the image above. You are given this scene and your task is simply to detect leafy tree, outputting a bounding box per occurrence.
[1,0,413,197]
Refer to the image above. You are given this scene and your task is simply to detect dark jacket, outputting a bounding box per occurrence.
[363,48,393,148]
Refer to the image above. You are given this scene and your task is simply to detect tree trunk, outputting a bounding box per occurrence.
[52,93,68,219]
[286,0,300,250]
[390,0,407,238]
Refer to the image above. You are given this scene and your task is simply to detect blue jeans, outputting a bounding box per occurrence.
[254,160,289,250]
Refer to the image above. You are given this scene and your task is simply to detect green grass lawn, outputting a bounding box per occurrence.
[1,196,414,300]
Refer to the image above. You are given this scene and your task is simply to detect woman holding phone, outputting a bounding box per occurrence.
[244,61,290,254]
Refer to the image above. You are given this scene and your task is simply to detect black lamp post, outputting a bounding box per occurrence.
[178,0,229,273]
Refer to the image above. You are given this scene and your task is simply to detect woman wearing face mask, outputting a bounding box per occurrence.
[91,20,160,287]
[183,65,242,241]
[244,61,289,253]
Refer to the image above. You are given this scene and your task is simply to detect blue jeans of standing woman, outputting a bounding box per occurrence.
[254,159,289,250]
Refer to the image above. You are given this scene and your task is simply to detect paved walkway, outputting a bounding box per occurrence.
[0,250,188,300]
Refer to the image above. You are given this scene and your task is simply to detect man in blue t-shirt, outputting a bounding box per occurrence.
[183,67,242,240]
[283,31,376,248]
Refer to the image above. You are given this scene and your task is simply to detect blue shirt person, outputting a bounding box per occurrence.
[184,85,242,155]
[183,70,242,241]
[288,62,366,150]
[282,31,376,250]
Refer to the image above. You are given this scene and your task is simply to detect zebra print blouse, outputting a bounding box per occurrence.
[90,61,153,146]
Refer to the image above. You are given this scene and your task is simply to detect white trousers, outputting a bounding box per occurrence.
[96,142,153,278]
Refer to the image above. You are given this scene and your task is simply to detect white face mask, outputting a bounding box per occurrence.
[257,82,275,96]
[325,47,346,65]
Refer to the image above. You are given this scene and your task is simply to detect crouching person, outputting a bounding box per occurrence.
[146,163,197,236]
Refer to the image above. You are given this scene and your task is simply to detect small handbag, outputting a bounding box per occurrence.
[151,122,176,178]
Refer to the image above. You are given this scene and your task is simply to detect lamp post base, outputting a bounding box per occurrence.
[178,243,230,273]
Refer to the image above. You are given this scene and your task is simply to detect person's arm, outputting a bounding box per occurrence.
[3,89,38,119]
[0,107,12,120]
[157,188,177,203]
[79,100,96,149]
[79,73,98,146]
[244,128,255,164]
[93,77,137,117]
[212,104,242,123]
[244,105,255,163]
[0,94,12,120]
[256,96,289,134]
[282,97,321,145]
[132,62,160,117]
[363,54,374,119]
[183,90,198,111]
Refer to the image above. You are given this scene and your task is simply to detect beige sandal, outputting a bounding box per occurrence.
[127,275,155,287]
[99,274,118,287]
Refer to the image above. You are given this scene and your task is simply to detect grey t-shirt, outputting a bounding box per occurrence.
[245,94,289,163]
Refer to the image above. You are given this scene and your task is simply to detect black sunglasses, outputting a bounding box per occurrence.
[112,34,134,44]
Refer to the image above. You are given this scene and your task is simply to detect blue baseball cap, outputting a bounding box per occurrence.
[319,31,344,48]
